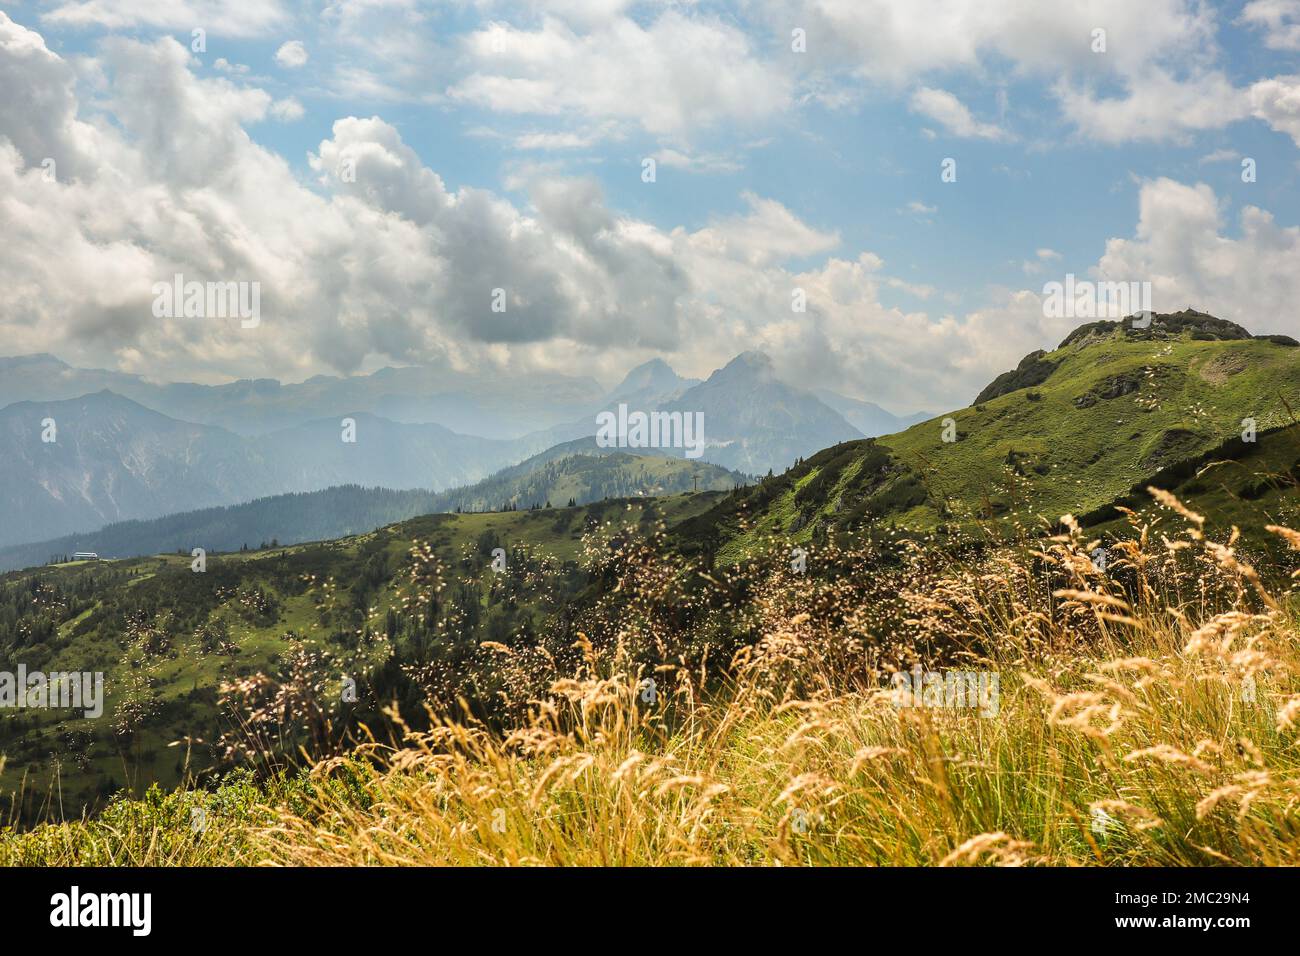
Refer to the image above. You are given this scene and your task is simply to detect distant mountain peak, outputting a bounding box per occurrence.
[609,357,694,402]
[633,357,674,374]
[706,350,776,386]
[0,353,70,370]
[730,350,774,370]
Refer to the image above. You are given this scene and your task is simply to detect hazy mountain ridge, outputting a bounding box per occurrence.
[0,353,605,439]
[0,440,746,572]
[0,391,276,549]
[813,388,931,436]
[0,352,866,547]
[0,392,517,549]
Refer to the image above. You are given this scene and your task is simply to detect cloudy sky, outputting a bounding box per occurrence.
[1,0,1299,412]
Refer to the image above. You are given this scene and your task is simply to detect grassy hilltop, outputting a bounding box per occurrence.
[679,311,1299,562]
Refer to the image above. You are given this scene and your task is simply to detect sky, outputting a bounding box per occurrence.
[1,0,1299,413]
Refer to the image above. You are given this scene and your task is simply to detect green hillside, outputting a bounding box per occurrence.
[0,493,724,820]
[425,442,743,513]
[680,312,1298,562]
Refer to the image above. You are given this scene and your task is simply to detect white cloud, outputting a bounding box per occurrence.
[449,12,791,135]
[909,87,1006,140]
[1249,75,1300,146]
[1020,248,1062,274]
[1,12,1297,416]
[1054,69,1250,144]
[764,0,1216,86]
[771,0,1294,145]
[42,0,290,37]
[1097,177,1300,336]
[1239,0,1300,50]
[513,131,594,150]
[274,40,309,68]
[683,192,839,268]
[270,96,305,121]
[1199,147,1239,164]
[652,148,742,175]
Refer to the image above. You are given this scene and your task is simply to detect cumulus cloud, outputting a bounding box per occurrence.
[769,0,1215,81]
[270,96,305,121]
[1054,69,1251,144]
[1239,0,1300,50]
[1249,75,1300,146]
[765,0,1300,146]
[1,11,1297,415]
[0,12,100,180]
[1097,178,1300,335]
[42,0,290,37]
[448,12,791,136]
[0,14,692,382]
[1020,248,1061,274]
[274,40,308,68]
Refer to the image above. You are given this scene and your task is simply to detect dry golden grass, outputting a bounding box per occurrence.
[246,502,1300,867]
[5,496,1299,866]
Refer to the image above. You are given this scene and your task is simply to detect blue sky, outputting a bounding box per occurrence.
[1,0,1299,411]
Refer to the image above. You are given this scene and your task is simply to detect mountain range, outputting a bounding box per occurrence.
[0,440,744,572]
[0,351,921,554]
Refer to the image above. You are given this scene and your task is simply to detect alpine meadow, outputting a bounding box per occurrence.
[1,0,1299,933]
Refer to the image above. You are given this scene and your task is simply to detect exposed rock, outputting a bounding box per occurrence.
[1143,428,1203,470]
[1073,372,1141,409]
[1097,372,1142,399]
[1055,309,1292,349]
[973,349,1060,405]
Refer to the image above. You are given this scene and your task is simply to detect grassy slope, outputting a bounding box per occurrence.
[882,332,1297,522]
[4,506,1298,866]
[429,449,740,513]
[685,328,1298,562]
[0,493,725,817]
